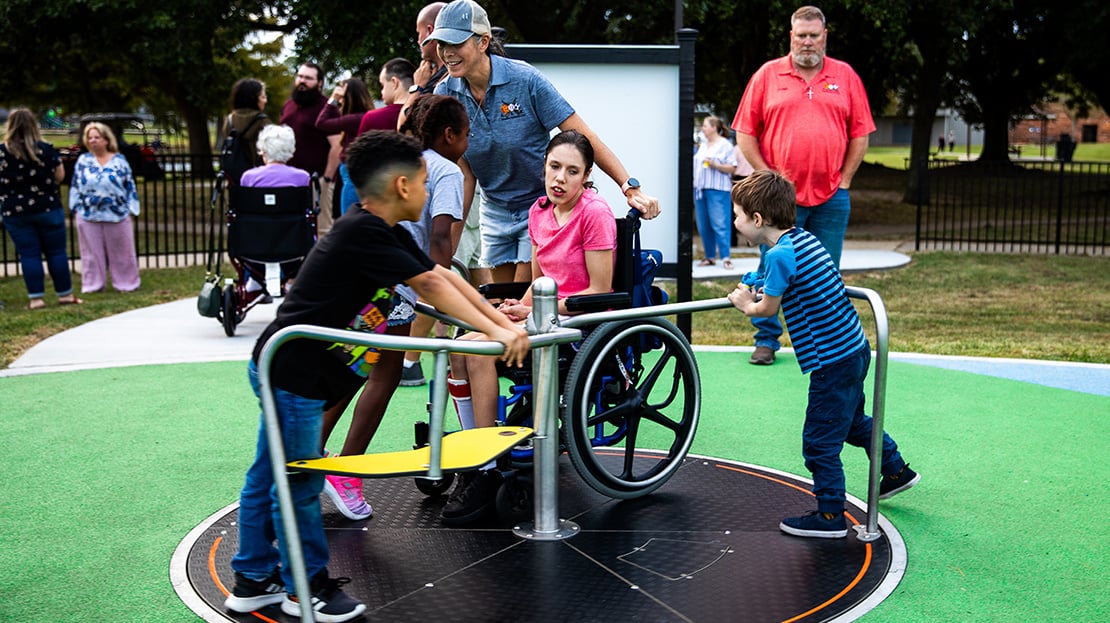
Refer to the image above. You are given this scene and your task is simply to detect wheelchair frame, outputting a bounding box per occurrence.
[418,209,698,511]
[210,176,319,336]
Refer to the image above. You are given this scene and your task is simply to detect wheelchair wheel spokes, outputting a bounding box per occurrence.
[564,318,700,499]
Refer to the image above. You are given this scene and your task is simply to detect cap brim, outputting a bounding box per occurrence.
[426,27,474,45]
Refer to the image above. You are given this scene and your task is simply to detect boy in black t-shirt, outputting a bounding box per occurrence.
[226,131,529,622]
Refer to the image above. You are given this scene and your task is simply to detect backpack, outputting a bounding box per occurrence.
[219,113,265,184]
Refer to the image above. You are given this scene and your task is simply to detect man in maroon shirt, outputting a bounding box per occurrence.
[280,62,331,178]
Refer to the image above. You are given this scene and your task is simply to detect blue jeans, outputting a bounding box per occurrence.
[694,189,732,260]
[232,361,328,592]
[339,162,360,215]
[752,188,851,350]
[3,208,73,299]
[803,347,905,513]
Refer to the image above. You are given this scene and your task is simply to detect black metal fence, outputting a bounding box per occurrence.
[916,160,1110,255]
[6,153,1110,280]
[1,152,223,278]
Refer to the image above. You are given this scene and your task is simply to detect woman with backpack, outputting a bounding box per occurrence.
[222,78,271,186]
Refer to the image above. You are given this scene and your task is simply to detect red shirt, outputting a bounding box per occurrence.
[732,55,875,207]
[357,104,403,136]
[280,95,330,176]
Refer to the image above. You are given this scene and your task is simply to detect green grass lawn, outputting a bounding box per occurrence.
[864,143,1110,169]
[4,252,1109,368]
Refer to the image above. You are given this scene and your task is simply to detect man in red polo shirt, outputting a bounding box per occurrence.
[732,4,875,366]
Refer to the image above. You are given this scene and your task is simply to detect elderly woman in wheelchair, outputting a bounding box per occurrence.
[218,126,318,336]
[442,130,617,524]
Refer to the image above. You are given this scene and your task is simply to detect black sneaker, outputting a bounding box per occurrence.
[399,361,426,387]
[224,570,285,613]
[441,469,501,525]
[281,570,366,622]
[780,511,849,539]
[879,464,921,500]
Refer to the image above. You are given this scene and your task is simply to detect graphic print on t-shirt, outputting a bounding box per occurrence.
[326,287,394,377]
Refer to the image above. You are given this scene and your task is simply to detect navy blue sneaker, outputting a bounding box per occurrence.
[879,464,921,500]
[281,570,365,622]
[780,511,848,539]
[224,570,285,613]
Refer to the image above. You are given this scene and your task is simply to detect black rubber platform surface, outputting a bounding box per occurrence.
[175,452,903,622]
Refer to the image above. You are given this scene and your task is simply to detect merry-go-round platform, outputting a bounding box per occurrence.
[172,450,905,623]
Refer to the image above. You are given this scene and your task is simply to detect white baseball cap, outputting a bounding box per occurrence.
[427,0,491,45]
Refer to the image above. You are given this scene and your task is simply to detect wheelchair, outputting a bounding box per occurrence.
[216,179,318,337]
[414,210,700,519]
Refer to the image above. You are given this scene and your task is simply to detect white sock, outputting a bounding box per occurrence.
[403,359,416,369]
[448,377,475,430]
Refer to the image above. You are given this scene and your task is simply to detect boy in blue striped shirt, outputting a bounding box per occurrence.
[728,170,919,538]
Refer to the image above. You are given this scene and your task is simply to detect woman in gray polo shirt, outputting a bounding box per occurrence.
[429,0,659,283]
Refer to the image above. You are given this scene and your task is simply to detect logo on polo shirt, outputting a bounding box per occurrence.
[822,82,840,93]
[499,99,524,119]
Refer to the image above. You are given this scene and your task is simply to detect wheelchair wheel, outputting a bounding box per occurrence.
[562,318,700,499]
[414,474,455,497]
[221,285,239,337]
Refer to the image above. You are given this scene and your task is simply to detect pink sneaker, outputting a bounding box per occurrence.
[322,474,373,520]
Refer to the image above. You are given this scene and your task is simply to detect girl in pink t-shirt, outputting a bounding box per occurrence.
[441,130,616,524]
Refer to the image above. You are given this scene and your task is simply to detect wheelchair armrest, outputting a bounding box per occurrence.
[565,292,632,313]
[478,281,530,301]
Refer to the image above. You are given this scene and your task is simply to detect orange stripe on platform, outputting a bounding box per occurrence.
[715,463,873,623]
[208,534,281,623]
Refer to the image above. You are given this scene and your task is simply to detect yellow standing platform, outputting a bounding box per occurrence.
[287,427,534,478]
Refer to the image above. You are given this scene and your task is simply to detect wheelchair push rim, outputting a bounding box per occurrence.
[562,317,700,499]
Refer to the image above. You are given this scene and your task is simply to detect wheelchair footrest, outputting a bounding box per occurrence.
[288,427,534,478]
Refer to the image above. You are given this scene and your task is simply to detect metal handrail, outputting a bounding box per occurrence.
[256,320,582,622]
[563,289,890,541]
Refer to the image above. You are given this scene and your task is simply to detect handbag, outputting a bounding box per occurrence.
[197,275,221,317]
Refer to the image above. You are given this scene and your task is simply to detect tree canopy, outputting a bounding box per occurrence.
[1,0,1104,175]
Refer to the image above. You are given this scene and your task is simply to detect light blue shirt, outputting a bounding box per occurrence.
[69,152,140,223]
[435,54,575,212]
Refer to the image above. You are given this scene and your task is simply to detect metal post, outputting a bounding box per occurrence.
[846,287,889,542]
[257,330,317,622]
[675,28,698,341]
[514,277,579,540]
[424,349,451,480]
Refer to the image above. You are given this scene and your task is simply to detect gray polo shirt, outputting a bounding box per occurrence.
[436,54,575,212]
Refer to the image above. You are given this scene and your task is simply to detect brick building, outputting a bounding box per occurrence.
[1009,100,1110,146]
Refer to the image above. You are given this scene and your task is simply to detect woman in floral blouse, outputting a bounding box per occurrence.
[0,109,80,308]
[69,122,141,292]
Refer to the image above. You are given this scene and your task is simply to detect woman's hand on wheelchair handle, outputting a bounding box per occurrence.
[626,188,660,220]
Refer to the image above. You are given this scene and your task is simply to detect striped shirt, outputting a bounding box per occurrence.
[762,228,868,373]
[693,139,738,194]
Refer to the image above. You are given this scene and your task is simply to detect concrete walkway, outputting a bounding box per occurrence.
[5,285,1109,398]
[691,239,912,281]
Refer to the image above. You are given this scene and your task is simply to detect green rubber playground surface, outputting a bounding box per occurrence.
[1,352,1107,622]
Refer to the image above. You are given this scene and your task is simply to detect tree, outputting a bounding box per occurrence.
[950,0,1072,162]
[0,0,291,165]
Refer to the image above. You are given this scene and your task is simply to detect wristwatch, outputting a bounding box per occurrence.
[621,177,641,195]
[408,84,424,95]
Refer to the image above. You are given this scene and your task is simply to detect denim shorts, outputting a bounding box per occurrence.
[479,199,531,268]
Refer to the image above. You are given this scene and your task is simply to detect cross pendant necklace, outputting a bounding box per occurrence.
[806,86,814,100]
